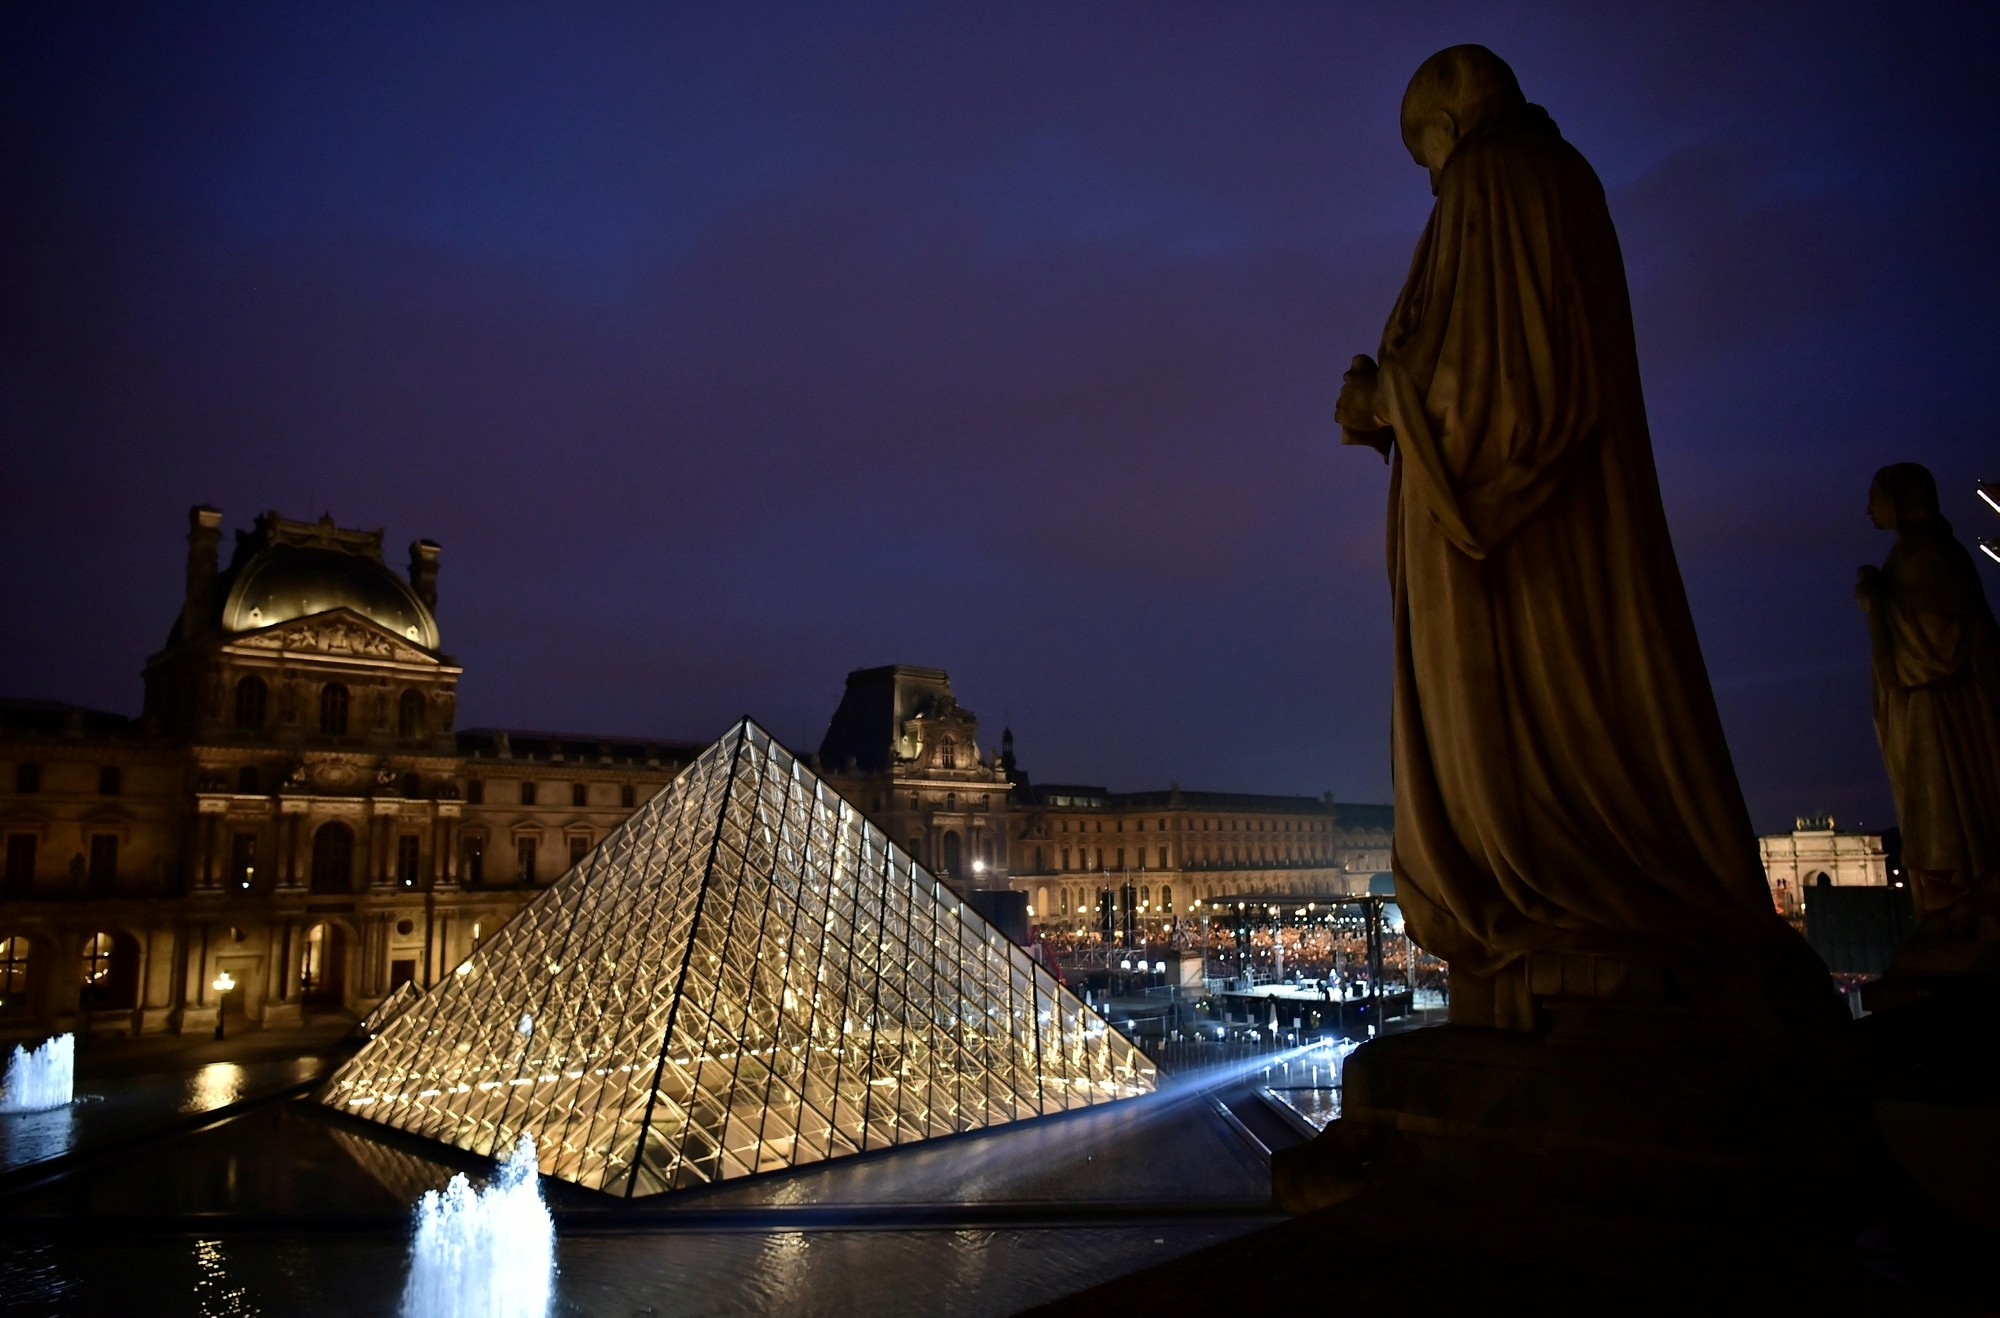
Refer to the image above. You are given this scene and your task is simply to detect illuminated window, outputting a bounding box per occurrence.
[234,676,266,731]
[81,932,114,989]
[939,738,956,769]
[0,936,30,1005]
[319,683,349,736]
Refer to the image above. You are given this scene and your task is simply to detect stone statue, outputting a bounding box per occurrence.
[1334,46,1837,1042]
[1858,462,2000,937]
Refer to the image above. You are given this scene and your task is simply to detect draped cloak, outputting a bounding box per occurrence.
[1375,105,1834,1037]
[1863,480,2000,925]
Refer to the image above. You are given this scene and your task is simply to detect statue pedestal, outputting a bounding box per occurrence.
[1274,1021,1859,1215]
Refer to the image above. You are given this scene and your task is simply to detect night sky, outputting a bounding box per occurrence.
[4,3,1995,834]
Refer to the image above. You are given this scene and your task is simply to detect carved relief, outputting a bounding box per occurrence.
[235,617,433,665]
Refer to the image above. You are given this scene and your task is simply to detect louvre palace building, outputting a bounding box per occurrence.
[0,506,1394,1041]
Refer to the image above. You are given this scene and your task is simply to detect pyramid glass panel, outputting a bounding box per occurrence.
[320,719,1156,1197]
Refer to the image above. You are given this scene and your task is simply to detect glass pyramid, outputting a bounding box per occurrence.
[321,720,1156,1197]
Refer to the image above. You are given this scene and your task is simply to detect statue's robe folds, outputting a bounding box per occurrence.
[1866,517,2000,926]
[1375,105,1832,1038]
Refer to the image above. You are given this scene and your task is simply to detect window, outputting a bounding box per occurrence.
[0,937,30,1005]
[569,835,589,867]
[1157,847,1168,869]
[87,835,117,891]
[940,738,956,769]
[1162,884,1173,912]
[311,823,353,893]
[620,783,635,809]
[1034,846,1045,873]
[944,793,956,812]
[81,933,114,994]
[229,833,256,890]
[319,683,349,735]
[520,781,538,806]
[461,835,485,886]
[237,765,260,794]
[942,832,961,876]
[466,779,484,805]
[398,689,425,739]
[1117,848,1127,870]
[234,676,267,731]
[572,783,587,808]
[98,765,121,796]
[517,837,538,884]
[4,835,34,894]
[15,763,40,794]
[396,834,420,887]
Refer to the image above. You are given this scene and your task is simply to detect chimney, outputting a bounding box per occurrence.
[182,505,223,637]
[408,539,441,611]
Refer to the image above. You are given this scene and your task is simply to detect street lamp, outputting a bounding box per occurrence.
[212,970,236,1041]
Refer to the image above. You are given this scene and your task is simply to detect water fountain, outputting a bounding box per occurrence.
[0,1033,75,1113]
[401,1131,555,1318]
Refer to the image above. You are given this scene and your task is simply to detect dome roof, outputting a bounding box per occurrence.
[221,544,439,649]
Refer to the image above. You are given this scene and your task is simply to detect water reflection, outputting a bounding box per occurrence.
[192,1238,260,1318]
[185,1064,248,1115]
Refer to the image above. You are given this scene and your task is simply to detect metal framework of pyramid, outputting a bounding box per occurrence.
[321,720,1156,1197]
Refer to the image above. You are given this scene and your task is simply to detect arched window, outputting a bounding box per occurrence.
[319,683,349,736]
[311,822,354,893]
[234,676,267,731]
[79,931,137,1010]
[1036,885,1048,916]
[942,831,962,877]
[1162,884,1173,912]
[940,738,956,769]
[398,689,425,739]
[0,936,30,1010]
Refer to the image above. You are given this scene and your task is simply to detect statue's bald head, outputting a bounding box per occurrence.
[1401,45,1525,190]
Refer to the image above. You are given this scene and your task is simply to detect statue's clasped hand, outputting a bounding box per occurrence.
[1337,353,1392,458]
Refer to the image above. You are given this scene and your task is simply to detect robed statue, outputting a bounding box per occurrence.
[1859,463,2000,938]
[1335,46,1837,1041]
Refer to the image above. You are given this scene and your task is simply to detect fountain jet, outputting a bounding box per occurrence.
[1,1034,75,1113]
[401,1131,555,1318]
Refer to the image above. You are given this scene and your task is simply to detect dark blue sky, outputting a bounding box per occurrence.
[4,2,1995,833]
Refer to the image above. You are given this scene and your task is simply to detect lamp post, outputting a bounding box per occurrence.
[212,970,235,1041]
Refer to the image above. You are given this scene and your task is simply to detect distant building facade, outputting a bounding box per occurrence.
[1758,813,1891,922]
[0,508,1392,1040]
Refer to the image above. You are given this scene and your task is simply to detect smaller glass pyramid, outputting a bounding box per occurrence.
[321,720,1156,1197]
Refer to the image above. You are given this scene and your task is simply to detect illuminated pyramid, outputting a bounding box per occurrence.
[321,720,1155,1197]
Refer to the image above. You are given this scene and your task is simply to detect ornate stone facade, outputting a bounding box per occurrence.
[0,509,1394,1040]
